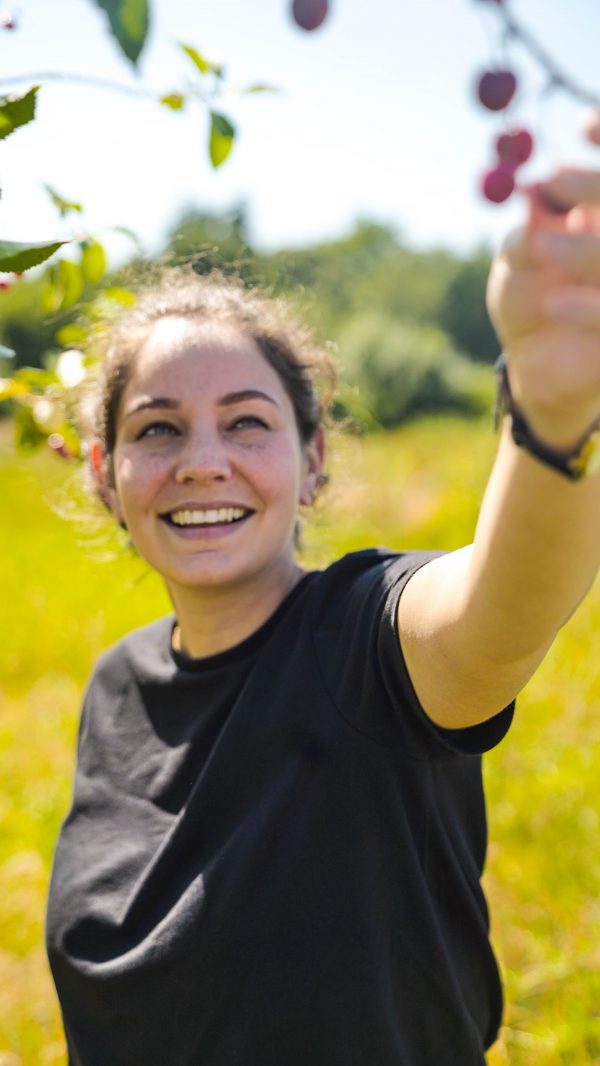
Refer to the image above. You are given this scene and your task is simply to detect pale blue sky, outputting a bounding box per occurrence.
[1,0,600,264]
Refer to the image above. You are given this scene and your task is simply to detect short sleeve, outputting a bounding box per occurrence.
[381,556,515,757]
[311,549,514,758]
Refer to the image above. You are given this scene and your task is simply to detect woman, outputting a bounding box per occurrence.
[46,169,600,1066]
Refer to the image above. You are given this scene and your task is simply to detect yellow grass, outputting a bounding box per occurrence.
[1,416,598,1064]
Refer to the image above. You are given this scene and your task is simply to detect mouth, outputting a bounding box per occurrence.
[161,506,255,530]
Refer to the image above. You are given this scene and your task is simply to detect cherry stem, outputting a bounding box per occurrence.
[478,1,600,108]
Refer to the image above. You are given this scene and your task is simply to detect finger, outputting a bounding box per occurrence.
[522,183,574,234]
[543,287,600,326]
[498,224,553,271]
[523,168,600,215]
[565,205,600,235]
[531,231,600,285]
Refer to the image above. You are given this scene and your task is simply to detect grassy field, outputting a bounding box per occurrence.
[1,415,599,1064]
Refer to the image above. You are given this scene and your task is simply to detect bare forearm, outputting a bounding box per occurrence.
[462,418,600,665]
[398,417,599,729]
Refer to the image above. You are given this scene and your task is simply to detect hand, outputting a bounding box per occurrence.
[487,167,600,448]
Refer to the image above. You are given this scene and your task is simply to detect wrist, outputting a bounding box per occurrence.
[495,355,600,480]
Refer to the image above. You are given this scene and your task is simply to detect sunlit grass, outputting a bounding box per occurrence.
[1,416,598,1064]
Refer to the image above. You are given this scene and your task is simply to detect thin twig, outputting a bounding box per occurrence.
[480,1,600,108]
[0,71,213,107]
[0,71,157,98]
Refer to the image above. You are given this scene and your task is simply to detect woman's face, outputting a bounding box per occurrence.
[104,317,324,595]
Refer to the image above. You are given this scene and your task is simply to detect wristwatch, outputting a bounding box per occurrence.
[495,355,600,481]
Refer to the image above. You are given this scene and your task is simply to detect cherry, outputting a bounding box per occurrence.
[481,164,515,203]
[1,12,16,29]
[477,70,517,111]
[496,128,533,167]
[0,280,11,291]
[291,0,329,31]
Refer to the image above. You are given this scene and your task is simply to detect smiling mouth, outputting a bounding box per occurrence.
[162,506,254,528]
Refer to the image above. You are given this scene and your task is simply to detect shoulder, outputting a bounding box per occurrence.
[311,547,446,623]
[88,614,176,695]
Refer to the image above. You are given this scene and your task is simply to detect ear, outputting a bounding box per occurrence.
[90,441,125,525]
[299,426,326,506]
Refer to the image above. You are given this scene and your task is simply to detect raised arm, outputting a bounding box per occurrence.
[398,168,600,730]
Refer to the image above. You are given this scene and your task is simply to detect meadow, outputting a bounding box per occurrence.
[0,414,599,1065]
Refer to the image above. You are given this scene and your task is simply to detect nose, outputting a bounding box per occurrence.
[174,429,232,484]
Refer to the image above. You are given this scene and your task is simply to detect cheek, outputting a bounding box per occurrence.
[250,439,303,499]
[114,453,164,509]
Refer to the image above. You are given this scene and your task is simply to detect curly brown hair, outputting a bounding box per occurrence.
[83,268,336,475]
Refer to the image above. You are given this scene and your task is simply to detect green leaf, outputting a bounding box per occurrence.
[159,93,186,111]
[55,324,88,347]
[0,377,28,400]
[111,224,143,251]
[41,259,84,312]
[91,0,150,67]
[209,112,235,168]
[0,86,39,142]
[179,42,223,78]
[102,286,137,306]
[15,405,48,452]
[58,259,84,309]
[13,366,58,389]
[81,240,107,285]
[241,83,280,94]
[44,183,83,218]
[211,112,235,138]
[0,239,67,273]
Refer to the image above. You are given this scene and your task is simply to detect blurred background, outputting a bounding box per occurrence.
[1,1,600,1063]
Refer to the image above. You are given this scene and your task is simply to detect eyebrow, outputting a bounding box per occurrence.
[124,389,280,419]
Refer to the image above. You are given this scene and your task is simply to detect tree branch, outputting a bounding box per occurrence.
[479,1,600,108]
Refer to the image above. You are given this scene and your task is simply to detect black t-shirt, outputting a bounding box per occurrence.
[46,549,514,1066]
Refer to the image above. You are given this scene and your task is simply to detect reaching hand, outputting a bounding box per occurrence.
[487,167,600,448]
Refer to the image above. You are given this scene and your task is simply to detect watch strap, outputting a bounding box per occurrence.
[495,355,600,481]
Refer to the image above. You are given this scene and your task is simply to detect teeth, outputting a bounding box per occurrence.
[169,507,248,527]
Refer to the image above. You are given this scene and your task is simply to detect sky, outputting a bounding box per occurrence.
[1,0,600,265]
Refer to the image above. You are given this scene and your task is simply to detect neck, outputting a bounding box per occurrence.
[167,559,305,659]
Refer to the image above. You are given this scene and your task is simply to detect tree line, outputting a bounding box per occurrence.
[0,206,499,435]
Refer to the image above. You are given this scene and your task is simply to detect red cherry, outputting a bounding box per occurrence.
[0,280,11,291]
[291,0,329,31]
[477,70,517,111]
[481,164,516,204]
[496,128,534,167]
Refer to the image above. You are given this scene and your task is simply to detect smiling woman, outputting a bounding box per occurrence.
[43,199,600,1066]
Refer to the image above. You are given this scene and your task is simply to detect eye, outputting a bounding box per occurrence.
[136,421,179,440]
[229,415,269,431]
